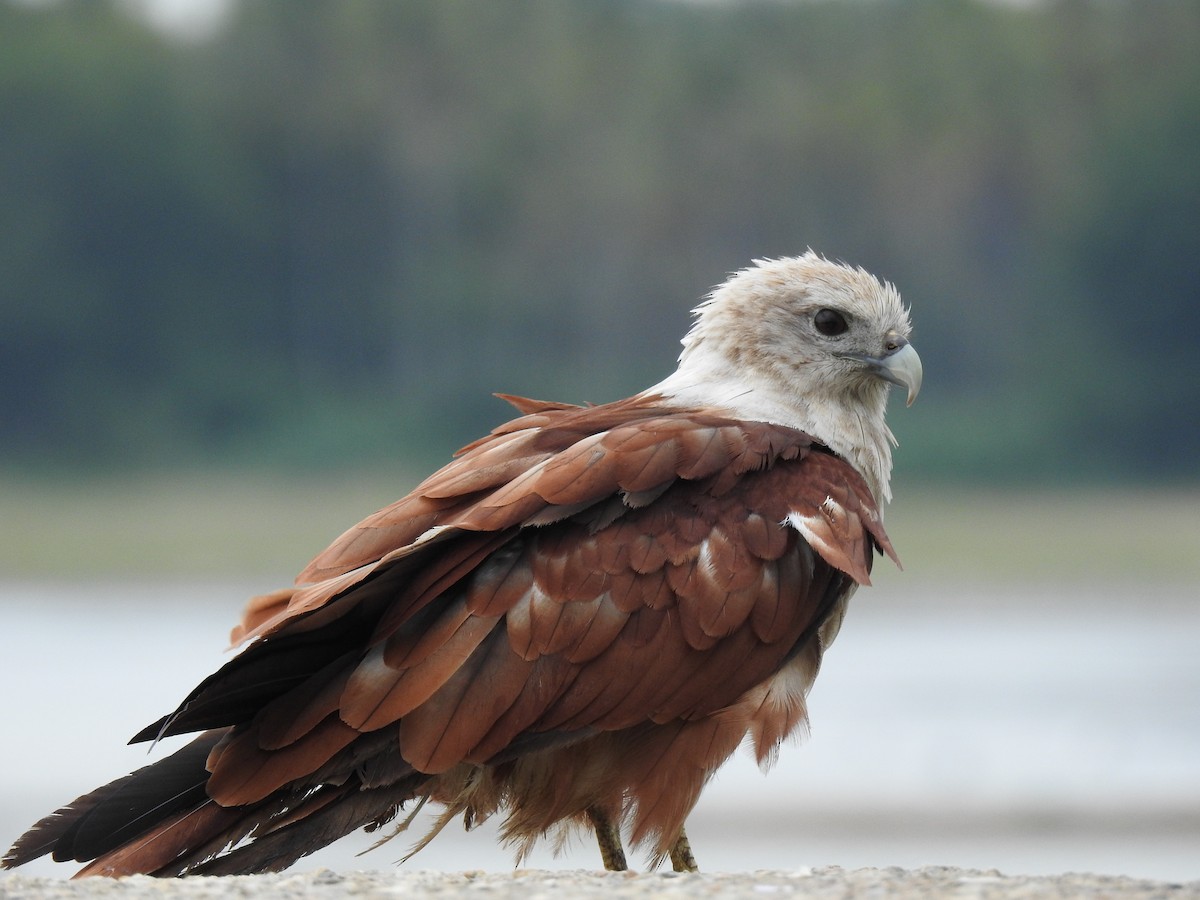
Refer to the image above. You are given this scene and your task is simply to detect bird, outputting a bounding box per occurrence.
[3,251,921,878]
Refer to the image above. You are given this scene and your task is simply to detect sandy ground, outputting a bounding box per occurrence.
[2,867,1199,899]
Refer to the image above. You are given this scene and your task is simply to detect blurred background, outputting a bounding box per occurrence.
[2,0,1197,884]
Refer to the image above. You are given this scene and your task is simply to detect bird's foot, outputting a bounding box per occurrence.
[669,827,698,873]
[586,806,628,871]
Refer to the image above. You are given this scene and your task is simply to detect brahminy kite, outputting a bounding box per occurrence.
[4,252,921,876]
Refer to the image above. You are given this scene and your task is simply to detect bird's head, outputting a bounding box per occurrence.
[655,252,922,503]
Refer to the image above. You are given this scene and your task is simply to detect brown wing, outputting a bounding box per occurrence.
[11,395,895,875]
[174,397,894,802]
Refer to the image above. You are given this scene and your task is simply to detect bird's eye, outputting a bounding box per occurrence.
[814,308,849,336]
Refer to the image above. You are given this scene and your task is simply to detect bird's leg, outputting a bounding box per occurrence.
[586,806,627,871]
[668,826,699,873]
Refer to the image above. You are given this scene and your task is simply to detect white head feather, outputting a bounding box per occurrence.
[647,252,920,504]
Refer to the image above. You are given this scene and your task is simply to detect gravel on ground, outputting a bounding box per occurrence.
[3,867,1199,899]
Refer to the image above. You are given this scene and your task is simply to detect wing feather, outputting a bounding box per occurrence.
[9,397,897,877]
[205,716,359,807]
[214,404,890,803]
[342,606,501,732]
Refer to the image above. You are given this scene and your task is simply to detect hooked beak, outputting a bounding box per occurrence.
[839,333,923,406]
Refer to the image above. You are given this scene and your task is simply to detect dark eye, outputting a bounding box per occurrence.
[814,308,849,336]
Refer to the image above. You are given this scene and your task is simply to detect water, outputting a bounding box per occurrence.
[2,578,1197,881]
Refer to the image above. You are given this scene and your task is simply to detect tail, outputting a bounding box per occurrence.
[2,730,427,877]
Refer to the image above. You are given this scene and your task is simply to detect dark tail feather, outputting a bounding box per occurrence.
[77,777,427,877]
[184,777,426,876]
[76,801,249,878]
[3,732,226,870]
[5,726,433,878]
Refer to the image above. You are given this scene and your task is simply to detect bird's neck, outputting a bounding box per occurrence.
[646,360,896,506]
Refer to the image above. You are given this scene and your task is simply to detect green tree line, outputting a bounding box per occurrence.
[2,0,1197,482]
